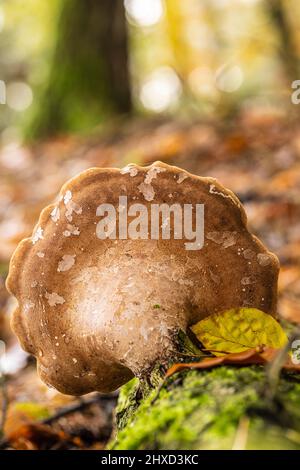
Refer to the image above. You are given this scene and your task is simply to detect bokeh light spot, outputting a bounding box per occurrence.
[124,0,163,27]
[215,64,244,93]
[140,67,182,112]
[188,66,216,97]
[7,82,33,112]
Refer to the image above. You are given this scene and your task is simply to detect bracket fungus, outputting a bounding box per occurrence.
[6,162,279,395]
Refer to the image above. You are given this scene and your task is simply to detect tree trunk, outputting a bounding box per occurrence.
[265,0,299,82]
[110,365,300,450]
[28,0,131,139]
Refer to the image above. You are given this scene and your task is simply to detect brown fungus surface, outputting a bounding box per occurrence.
[6,162,279,395]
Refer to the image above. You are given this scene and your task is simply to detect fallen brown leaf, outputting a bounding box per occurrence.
[166,346,300,378]
[3,403,83,450]
[6,422,83,450]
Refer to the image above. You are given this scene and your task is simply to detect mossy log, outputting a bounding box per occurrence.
[110,365,300,450]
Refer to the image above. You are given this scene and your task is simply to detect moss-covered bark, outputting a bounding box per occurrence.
[110,366,300,450]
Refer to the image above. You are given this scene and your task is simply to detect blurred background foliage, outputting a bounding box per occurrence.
[0,0,299,143]
[1,0,300,450]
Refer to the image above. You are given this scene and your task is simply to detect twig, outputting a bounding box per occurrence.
[232,416,250,450]
[0,392,117,449]
[265,326,300,400]
[43,392,117,425]
[150,377,168,406]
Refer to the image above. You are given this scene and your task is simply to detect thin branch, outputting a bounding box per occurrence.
[43,392,117,425]
[0,392,117,449]
[232,416,250,450]
[265,326,300,400]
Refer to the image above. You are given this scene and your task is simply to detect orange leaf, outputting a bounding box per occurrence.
[166,346,300,378]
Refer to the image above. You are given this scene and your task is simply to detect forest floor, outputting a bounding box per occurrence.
[0,108,299,449]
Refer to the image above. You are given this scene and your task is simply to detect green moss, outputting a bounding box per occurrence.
[13,402,51,421]
[110,366,300,450]
[115,378,140,431]
[247,419,300,450]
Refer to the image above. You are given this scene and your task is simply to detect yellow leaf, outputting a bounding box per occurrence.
[191,308,288,356]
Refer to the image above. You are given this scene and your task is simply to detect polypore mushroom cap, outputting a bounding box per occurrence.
[6,162,279,395]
